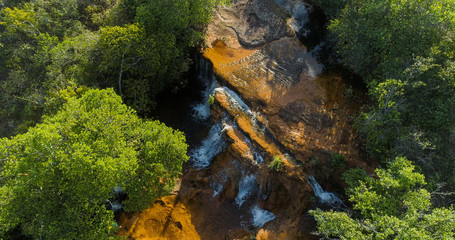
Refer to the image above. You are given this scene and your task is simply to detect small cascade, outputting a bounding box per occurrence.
[209,169,229,197]
[308,176,342,206]
[192,79,217,121]
[193,57,219,121]
[215,87,253,116]
[250,205,276,228]
[235,174,257,207]
[108,200,123,214]
[191,122,227,169]
[210,181,224,197]
[303,44,324,77]
[290,2,311,37]
[253,151,264,164]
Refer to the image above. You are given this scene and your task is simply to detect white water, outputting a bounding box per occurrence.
[304,45,324,77]
[191,122,227,169]
[214,87,253,116]
[241,137,264,165]
[290,2,310,37]
[192,76,218,121]
[252,149,264,164]
[235,175,257,207]
[251,205,276,228]
[308,176,342,206]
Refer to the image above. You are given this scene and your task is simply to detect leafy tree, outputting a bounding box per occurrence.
[358,55,455,191]
[97,24,163,112]
[310,157,455,239]
[0,1,87,137]
[97,0,231,113]
[0,0,230,137]
[321,0,455,200]
[329,0,455,82]
[0,89,188,239]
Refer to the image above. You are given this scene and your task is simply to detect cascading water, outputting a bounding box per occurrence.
[214,87,253,116]
[191,122,227,169]
[235,174,257,207]
[192,78,217,121]
[308,176,342,206]
[251,205,276,228]
[209,165,230,197]
[290,2,310,37]
[193,57,219,121]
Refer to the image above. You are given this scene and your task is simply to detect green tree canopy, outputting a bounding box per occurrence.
[328,0,455,83]
[317,0,455,197]
[310,157,455,240]
[0,0,229,137]
[0,88,188,239]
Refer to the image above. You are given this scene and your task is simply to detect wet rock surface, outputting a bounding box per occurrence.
[119,0,374,239]
[207,0,294,49]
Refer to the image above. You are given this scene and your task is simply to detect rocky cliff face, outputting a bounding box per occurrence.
[119,0,374,239]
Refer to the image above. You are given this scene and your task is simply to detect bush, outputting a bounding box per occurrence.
[268,156,283,172]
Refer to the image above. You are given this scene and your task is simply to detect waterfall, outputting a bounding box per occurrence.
[214,87,253,116]
[209,170,228,197]
[191,122,226,169]
[235,174,257,207]
[290,2,310,37]
[308,176,342,206]
[252,149,264,164]
[251,205,276,228]
[192,57,218,121]
[192,78,217,121]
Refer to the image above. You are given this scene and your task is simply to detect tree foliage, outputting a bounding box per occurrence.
[0,89,188,239]
[310,157,455,240]
[328,0,455,82]
[0,0,229,137]
[316,0,455,199]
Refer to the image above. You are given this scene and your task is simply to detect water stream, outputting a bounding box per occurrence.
[235,174,258,207]
[191,121,227,169]
[308,176,342,207]
[251,205,276,228]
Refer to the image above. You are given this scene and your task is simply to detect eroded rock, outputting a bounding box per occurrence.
[119,0,373,239]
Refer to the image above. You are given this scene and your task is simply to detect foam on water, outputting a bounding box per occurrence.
[235,174,257,207]
[308,176,342,206]
[251,205,276,228]
[191,122,226,169]
[215,87,253,116]
[291,2,310,37]
[192,77,217,121]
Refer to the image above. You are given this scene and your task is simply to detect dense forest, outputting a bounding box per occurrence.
[310,0,455,238]
[0,0,226,238]
[1,0,455,239]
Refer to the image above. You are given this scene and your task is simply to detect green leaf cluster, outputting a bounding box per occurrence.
[268,155,283,172]
[0,89,188,239]
[0,0,230,137]
[317,0,455,199]
[310,157,455,240]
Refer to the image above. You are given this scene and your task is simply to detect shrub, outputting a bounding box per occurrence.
[268,156,283,172]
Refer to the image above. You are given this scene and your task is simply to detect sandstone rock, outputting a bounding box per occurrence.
[120,0,373,239]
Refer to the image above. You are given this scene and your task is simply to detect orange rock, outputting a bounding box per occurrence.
[117,196,200,240]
